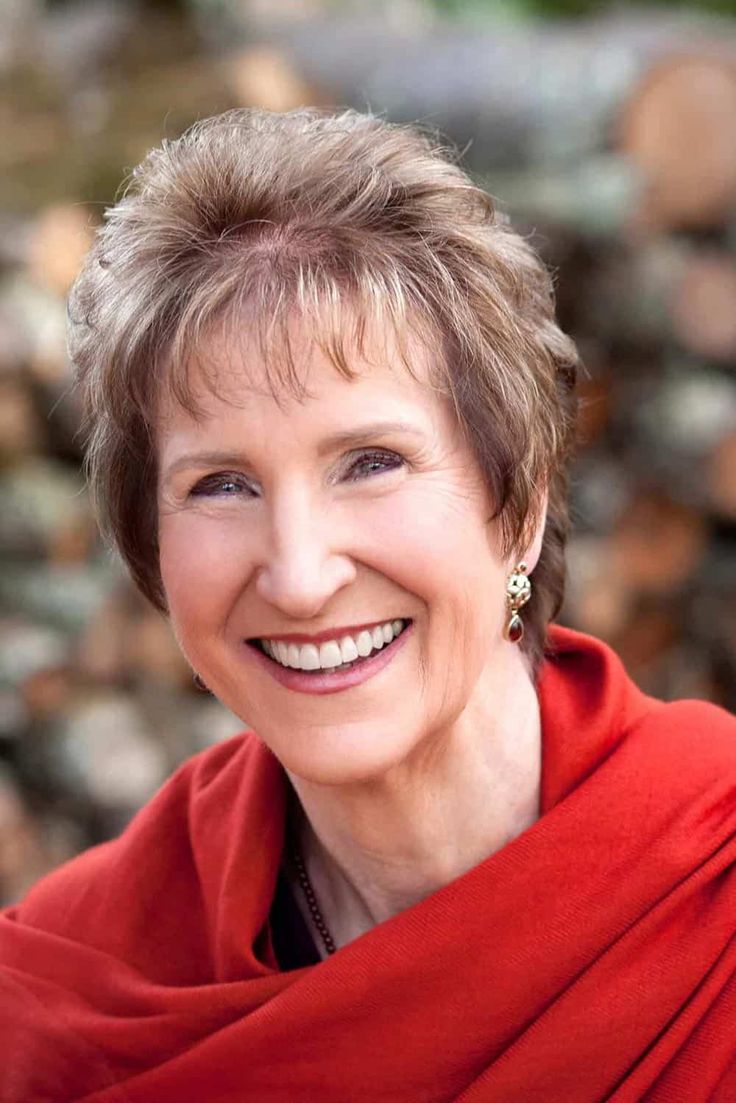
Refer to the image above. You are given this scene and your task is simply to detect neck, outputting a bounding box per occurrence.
[285,649,542,955]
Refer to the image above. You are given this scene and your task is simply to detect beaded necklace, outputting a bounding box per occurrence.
[291,839,337,957]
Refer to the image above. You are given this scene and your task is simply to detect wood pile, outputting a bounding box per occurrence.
[0,2,734,903]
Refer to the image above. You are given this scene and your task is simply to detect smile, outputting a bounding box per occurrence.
[245,620,413,696]
[259,618,409,672]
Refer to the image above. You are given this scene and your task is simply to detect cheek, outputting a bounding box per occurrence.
[158,513,251,630]
[377,496,503,667]
[384,490,501,596]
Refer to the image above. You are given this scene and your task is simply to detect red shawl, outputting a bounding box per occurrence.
[2,625,735,1102]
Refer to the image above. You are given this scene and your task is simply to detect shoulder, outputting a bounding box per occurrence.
[1,729,283,986]
[655,695,736,735]
[11,730,256,930]
[545,624,735,752]
[627,696,736,796]
[541,625,736,806]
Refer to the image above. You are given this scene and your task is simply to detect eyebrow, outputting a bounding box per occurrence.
[161,419,427,481]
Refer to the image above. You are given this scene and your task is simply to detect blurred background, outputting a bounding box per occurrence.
[1,0,735,905]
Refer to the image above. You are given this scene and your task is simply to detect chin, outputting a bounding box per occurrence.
[261,721,419,789]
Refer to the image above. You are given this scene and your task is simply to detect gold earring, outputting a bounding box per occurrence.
[503,561,532,643]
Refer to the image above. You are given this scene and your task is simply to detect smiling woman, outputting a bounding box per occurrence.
[1,109,736,1103]
[154,315,538,788]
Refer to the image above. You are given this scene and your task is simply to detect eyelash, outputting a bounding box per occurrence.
[345,449,405,481]
[189,449,405,498]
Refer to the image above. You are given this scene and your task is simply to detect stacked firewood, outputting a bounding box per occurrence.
[1,3,734,903]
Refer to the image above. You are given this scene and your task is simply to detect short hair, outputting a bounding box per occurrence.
[68,108,579,682]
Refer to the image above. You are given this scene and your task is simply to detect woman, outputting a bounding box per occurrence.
[1,108,735,1102]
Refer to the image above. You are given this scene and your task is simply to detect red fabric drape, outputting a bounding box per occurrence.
[1,625,735,1102]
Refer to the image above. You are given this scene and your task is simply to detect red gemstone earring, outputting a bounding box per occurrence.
[503,561,532,643]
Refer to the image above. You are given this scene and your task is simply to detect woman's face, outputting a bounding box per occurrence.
[157,319,540,785]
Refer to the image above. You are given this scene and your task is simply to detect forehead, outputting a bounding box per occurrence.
[156,311,454,442]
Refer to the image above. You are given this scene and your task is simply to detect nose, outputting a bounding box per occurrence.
[254,487,356,620]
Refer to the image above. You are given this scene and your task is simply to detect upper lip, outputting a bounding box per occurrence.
[249,618,409,646]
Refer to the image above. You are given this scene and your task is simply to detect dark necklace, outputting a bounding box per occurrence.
[291,838,337,957]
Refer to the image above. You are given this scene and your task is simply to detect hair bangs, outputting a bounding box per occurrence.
[154,254,441,427]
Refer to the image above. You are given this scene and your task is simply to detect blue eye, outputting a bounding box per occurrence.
[190,473,252,498]
[189,449,404,498]
[345,449,404,481]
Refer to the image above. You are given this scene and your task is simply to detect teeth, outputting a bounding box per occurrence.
[299,645,320,671]
[260,619,408,672]
[319,641,342,669]
[339,636,359,663]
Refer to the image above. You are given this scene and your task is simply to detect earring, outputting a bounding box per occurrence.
[192,672,210,693]
[503,561,532,643]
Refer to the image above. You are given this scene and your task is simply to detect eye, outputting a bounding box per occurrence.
[189,472,254,498]
[344,448,405,481]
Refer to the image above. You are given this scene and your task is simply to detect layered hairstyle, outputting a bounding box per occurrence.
[68,108,580,681]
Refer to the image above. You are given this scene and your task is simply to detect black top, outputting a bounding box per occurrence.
[269,864,322,970]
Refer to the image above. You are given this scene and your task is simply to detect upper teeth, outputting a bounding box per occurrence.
[261,619,407,671]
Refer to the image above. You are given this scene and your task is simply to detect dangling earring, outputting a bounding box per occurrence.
[192,672,210,693]
[503,561,532,643]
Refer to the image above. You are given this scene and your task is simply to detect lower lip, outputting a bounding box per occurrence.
[244,622,414,696]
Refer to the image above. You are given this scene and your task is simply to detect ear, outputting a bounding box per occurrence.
[520,488,549,574]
